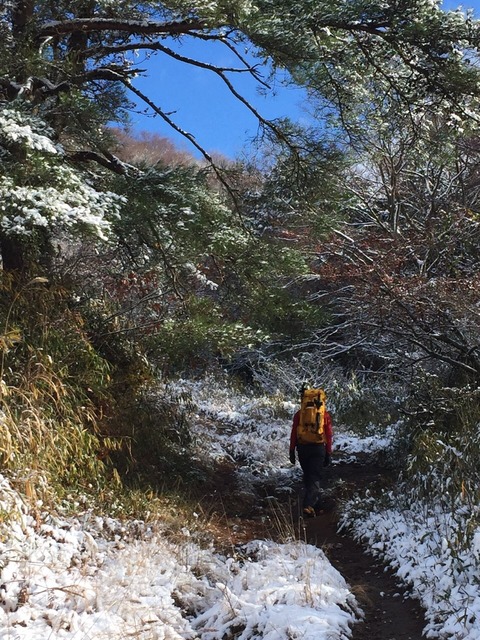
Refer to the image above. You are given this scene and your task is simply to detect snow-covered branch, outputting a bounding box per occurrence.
[38,17,206,38]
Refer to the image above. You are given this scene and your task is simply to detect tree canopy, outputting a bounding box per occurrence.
[1,0,480,371]
[2,0,480,510]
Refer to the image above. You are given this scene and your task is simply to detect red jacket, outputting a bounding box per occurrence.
[290,409,333,454]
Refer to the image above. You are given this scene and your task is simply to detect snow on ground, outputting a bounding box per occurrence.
[341,492,480,639]
[333,423,397,461]
[173,375,387,473]
[0,475,358,640]
[0,376,366,640]
[6,372,476,640]
[175,375,480,639]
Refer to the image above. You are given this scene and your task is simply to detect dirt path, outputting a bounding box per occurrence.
[207,455,428,639]
[298,461,426,640]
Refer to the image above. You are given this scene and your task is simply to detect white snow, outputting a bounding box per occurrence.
[0,376,364,639]
[3,372,478,639]
[0,109,124,239]
[341,492,480,639]
[0,478,358,639]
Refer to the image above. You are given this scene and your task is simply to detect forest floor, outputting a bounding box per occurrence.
[206,456,427,640]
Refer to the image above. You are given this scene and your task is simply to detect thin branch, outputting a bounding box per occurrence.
[217,36,270,87]
[121,77,215,172]
[83,40,271,89]
[332,228,375,264]
[118,73,293,215]
[38,17,206,38]
[362,320,479,375]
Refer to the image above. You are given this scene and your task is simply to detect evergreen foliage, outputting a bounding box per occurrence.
[1,0,480,507]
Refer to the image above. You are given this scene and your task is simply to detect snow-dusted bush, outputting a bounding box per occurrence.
[0,105,124,240]
[0,472,359,640]
[236,350,342,399]
[405,380,480,513]
[342,488,480,640]
[341,382,480,640]
[244,350,405,432]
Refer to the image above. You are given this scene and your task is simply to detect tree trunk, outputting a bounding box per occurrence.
[0,234,25,273]
[12,1,34,36]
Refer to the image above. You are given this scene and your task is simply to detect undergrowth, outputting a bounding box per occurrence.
[0,274,208,518]
[406,377,480,515]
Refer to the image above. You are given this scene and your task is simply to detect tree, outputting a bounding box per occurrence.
[2,0,480,276]
[244,0,480,122]
[0,1,280,161]
[239,0,480,384]
[306,94,480,384]
[0,1,267,272]
[0,104,123,272]
[70,151,327,372]
[3,0,480,373]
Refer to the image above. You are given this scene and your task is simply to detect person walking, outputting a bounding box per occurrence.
[289,391,333,518]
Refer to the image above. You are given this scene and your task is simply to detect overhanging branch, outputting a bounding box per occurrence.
[38,17,206,38]
[69,151,127,174]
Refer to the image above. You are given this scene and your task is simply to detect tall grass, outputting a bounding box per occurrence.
[0,276,123,506]
[401,378,480,549]
[0,274,210,517]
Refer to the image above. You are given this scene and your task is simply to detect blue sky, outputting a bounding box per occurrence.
[131,38,309,159]
[130,1,480,159]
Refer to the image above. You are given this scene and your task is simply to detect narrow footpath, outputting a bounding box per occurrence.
[210,454,428,639]
[299,461,426,640]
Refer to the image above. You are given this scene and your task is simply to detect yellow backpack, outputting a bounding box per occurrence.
[297,387,326,445]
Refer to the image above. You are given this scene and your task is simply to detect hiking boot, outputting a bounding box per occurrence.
[303,506,315,518]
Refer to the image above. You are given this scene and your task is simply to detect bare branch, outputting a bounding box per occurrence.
[332,228,375,264]
[83,40,270,89]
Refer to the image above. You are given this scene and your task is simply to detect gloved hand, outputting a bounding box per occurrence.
[324,453,331,467]
[289,449,295,465]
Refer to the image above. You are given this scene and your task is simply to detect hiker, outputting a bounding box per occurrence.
[289,390,333,518]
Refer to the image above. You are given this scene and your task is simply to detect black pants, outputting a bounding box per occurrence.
[297,443,326,510]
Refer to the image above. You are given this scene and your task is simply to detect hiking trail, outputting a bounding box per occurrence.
[206,450,428,639]
[299,460,426,640]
